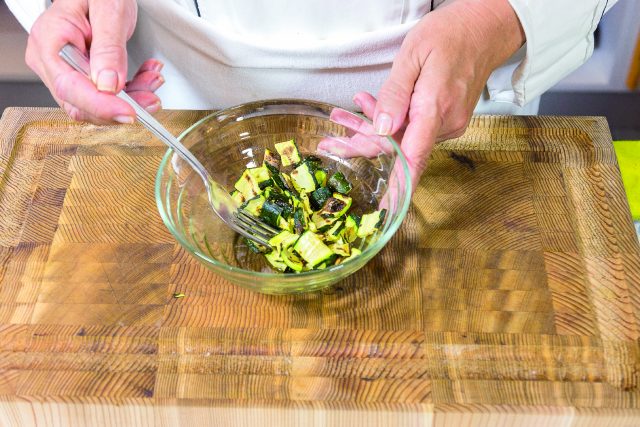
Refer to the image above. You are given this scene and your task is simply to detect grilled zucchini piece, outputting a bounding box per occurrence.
[275,139,301,167]
[357,209,387,238]
[328,171,352,195]
[293,231,334,268]
[290,163,316,194]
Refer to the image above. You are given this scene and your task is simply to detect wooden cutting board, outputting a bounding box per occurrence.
[1,108,639,426]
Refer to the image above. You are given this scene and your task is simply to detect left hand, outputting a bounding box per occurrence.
[355,0,525,190]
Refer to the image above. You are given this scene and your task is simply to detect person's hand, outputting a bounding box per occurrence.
[25,0,163,125]
[356,0,526,190]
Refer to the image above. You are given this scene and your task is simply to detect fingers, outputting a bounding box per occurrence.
[401,110,441,191]
[87,0,138,93]
[125,70,164,93]
[353,92,377,119]
[53,70,136,123]
[372,38,424,136]
[127,91,162,113]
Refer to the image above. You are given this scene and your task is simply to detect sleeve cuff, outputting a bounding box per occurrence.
[486,0,614,107]
[4,0,48,32]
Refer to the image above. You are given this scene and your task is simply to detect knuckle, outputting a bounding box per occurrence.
[91,42,126,60]
[63,103,82,122]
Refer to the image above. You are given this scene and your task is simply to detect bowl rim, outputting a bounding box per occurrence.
[154,98,412,280]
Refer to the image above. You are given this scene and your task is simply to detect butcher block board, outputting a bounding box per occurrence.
[0,108,639,426]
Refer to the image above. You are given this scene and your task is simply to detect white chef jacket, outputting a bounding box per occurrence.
[6,0,618,114]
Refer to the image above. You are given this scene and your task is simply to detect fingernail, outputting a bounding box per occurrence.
[145,101,162,113]
[152,61,164,72]
[96,69,118,93]
[375,112,393,135]
[150,76,165,91]
[113,115,134,124]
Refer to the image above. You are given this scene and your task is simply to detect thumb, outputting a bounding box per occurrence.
[88,0,137,93]
[373,42,422,136]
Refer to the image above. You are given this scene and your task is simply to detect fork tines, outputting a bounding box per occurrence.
[233,210,279,246]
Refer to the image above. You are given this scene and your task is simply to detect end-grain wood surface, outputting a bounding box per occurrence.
[0,108,639,426]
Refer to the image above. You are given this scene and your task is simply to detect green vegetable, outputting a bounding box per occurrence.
[314,169,328,187]
[260,200,283,228]
[263,149,280,169]
[343,214,360,243]
[241,195,266,217]
[232,140,383,273]
[294,231,334,267]
[328,171,353,194]
[310,186,332,210]
[230,190,246,206]
[357,209,386,238]
[275,139,301,167]
[290,163,316,193]
[234,169,261,199]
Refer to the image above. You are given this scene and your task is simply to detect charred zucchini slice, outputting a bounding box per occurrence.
[293,231,334,268]
[275,139,301,167]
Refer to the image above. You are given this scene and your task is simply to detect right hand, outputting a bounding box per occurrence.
[25,0,164,125]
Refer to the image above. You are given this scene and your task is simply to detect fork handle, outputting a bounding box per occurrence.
[58,44,209,181]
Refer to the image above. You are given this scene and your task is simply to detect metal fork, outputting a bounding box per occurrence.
[59,44,278,246]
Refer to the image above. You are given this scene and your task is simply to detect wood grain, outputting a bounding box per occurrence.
[0,108,639,426]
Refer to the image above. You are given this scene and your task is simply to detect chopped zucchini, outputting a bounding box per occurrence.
[324,220,344,242]
[330,239,350,257]
[343,248,362,262]
[260,200,283,228]
[293,231,334,267]
[234,169,261,199]
[231,139,381,273]
[248,165,271,189]
[302,155,323,171]
[311,194,352,231]
[328,171,353,195]
[291,163,316,193]
[281,173,294,190]
[265,251,287,272]
[282,246,304,271]
[245,238,270,254]
[268,230,299,249]
[263,149,280,169]
[310,186,332,210]
[267,190,293,219]
[343,214,360,243]
[275,139,301,167]
[357,209,387,238]
[230,190,246,206]
[241,195,266,217]
[293,207,307,234]
[314,169,328,187]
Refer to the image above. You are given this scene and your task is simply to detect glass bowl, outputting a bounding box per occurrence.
[155,99,411,294]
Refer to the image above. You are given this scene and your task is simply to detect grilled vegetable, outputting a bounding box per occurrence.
[310,186,332,210]
[275,139,301,166]
[241,195,266,217]
[291,163,316,193]
[294,231,334,267]
[235,140,386,273]
[343,214,360,243]
[314,169,328,187]
[328,171,352,195]
[230,190,246,206]
[357,209,387,238]
[263,149,280,168]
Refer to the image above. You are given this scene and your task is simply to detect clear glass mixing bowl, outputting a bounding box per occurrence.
[155,99,411,294]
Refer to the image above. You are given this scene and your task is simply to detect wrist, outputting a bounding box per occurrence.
[446,0,526,71]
